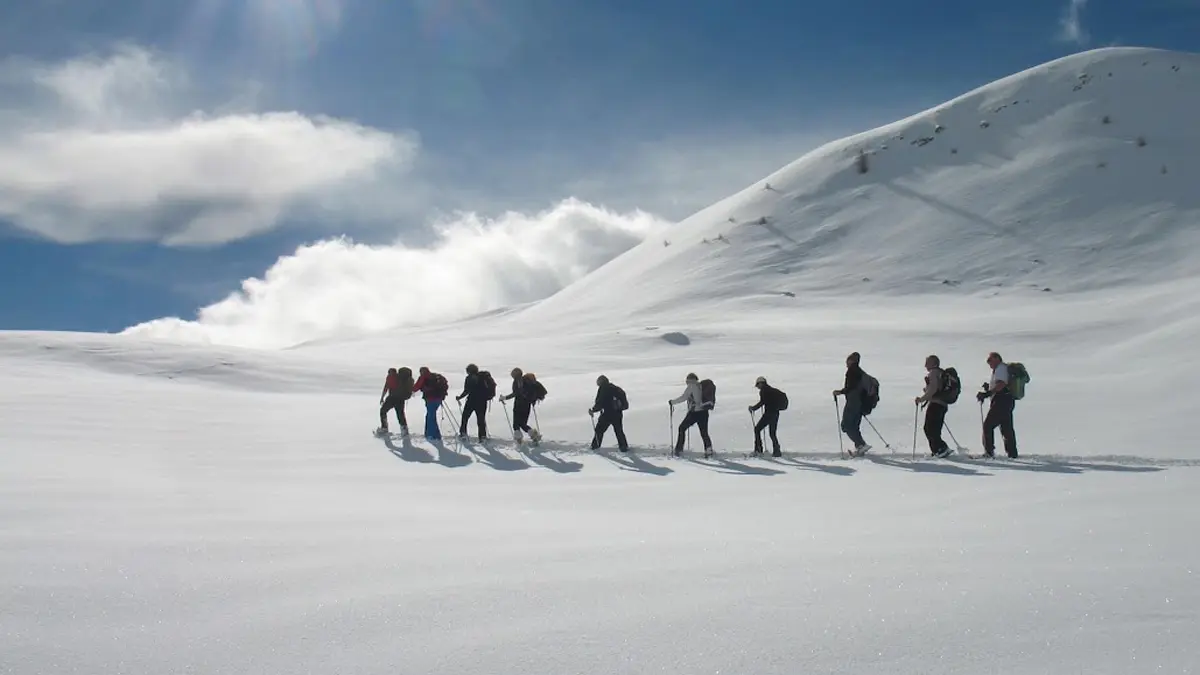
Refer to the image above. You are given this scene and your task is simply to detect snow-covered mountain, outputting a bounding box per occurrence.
[3,47,1199,674]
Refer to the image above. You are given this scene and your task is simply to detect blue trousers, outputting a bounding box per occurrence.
[425,399,442,439]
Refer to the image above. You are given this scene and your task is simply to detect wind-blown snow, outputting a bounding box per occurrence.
[4,47,1200,674]
[121,199,668,349]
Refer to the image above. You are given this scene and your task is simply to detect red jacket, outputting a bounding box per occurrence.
[412,373,444,402]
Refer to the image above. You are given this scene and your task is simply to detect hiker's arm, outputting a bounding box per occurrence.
[918,374,938,403]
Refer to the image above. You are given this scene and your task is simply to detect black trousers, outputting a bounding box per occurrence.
[460,398,488,438]
[380,395,408,429]
[983,393,1018,457]
[675,410,712,452]
[592,411,629,451]
[924,403,949,454]
[512,400,533,432]
[754,409,780,452]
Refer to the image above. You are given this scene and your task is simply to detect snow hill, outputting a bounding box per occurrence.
[4,47,1200,673]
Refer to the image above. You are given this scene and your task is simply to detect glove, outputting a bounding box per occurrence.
[976,391,987,402]
[747,405,754,412]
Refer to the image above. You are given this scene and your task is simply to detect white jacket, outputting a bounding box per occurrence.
[670,381,703,411]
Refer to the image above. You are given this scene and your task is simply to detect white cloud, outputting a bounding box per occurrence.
[1058,0,1089,45]
[121,198,669,349]
[0,44,411,245]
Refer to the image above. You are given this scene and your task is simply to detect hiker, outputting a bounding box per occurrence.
[377,366,413,436]
[977,352,1018,458]
[914,355,952,457]
[411,366,448,441]
[455,363,494,441]
[500,368,544,443]
[669,372,714,458]
[589,375,630,452]
[832,351,871,455]
[748,376,785,457]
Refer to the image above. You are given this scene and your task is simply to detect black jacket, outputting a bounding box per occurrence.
[459,373,487,401]
[507,378,546,405]
[751,384,785,413]
[837,365,863,397]
[590,382,627,415]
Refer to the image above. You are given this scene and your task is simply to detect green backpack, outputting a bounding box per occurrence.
[1007,362,1030,400]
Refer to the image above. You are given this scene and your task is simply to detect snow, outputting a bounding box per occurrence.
[3,47,1200,673]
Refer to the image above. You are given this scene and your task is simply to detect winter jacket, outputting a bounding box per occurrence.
[917,367,946,406]
[459,373,487,401]
[750,384,784,413]
[505,378,546,405]
[383,372,413,400]
[670,381,703,412]
[591,382,627,415]
[412,373,445,402]
[837,364,864,397]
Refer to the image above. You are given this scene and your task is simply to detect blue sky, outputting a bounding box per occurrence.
[1,0,1198,340]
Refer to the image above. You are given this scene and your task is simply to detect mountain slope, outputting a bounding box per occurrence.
[527,47,1200,322]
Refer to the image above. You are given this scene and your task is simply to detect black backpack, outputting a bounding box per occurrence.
[529,380,547,403]
[478,370,497,400]
[938,367,962,405]
[429,372,449,399]
[699,379,716,410]
[774,387,789,411]
[861,372,880,415]
[612,385,629,411]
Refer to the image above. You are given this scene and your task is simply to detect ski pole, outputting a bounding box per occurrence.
[913,402,919,460]
[749,409,758,452]
[863,415,894,453]
[502,399,513,437]
[668,404,674,452]
[833,394,844,458]
[944,422,966,454]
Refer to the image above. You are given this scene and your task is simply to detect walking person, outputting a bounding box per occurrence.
[669,372,714,458]
[833,352,871,455]
[455,364,494,441]
[749,376,786,457]
[376,366,413,436]
[914,355,953,458]
[411,366,449,441]
[589,375,629,452]
[500,368,543,444]
[977,352,1018,458]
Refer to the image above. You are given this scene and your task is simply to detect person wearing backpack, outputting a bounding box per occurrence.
[411,366,448,441]
[455,363,493,441]
[832,352,872,455]
[589,374,629,452]
[668,372,714,458]
[748,376,786,457]
[976,352,1018,458]
[914,355,954,458]
[377,366,414,436]
[500,368,543,444]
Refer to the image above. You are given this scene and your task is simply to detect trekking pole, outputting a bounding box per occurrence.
[502,399,513,438]
[668,404,674,452]
[589,411,597,450]
[944,422,966,454]
[749,409,757,452]
[833,394,845,459]
[863,415,894,453]
[912,402,919,460]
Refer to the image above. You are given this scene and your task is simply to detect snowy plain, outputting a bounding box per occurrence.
[3,47,1200,673]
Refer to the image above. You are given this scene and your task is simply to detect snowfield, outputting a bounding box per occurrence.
[4,47,1200,673]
